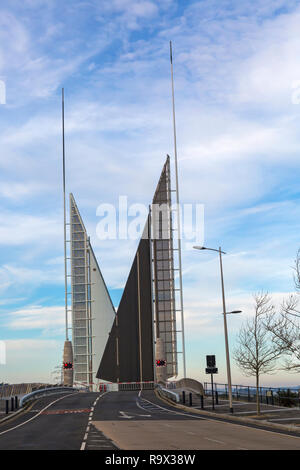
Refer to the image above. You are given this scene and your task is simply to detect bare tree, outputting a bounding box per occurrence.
[293,248,300,293]
[233,292,285,415]
[266,294,300,373]
[264,250,300,373]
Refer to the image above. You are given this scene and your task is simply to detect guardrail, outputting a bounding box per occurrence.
[20,387,78,407]
[156,384,180,403]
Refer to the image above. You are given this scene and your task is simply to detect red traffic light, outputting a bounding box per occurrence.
[156,359,166,367]
[63,362,73,369]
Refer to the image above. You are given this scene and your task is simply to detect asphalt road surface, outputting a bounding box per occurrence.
[1,389,300,450]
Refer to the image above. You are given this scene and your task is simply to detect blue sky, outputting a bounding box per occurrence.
[1,0,300,386]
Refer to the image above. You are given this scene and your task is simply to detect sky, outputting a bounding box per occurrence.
[1,0,300,387]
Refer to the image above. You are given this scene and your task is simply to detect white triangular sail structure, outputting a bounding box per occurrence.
[70,193,115,391]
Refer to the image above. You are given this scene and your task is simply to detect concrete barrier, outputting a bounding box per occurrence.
[175,378,204,396]
[157,385,180,403]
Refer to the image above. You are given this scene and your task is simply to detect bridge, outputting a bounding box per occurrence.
[0,385,300,450]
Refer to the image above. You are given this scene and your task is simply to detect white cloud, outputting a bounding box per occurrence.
[0,212,62,246]
[7,305,65,331]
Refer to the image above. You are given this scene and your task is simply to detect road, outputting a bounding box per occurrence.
[0,389,300,449]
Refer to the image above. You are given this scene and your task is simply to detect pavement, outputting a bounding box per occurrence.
[176,391,300,427]
[1,389,300,449]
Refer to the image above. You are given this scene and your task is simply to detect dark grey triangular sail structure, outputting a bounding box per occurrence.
[96,218,154,383]
[97,156,178,383]
[151,155,178,378]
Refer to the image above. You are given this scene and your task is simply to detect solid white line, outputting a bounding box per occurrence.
[235,408,297,415]
[0,392,76,437]
[204,437,224,445]
[269,417,300,422]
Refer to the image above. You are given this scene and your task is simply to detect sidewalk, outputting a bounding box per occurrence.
[162,389,300,433]
[197,396,300,426]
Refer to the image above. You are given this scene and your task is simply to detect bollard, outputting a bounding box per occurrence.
[200,395,204,409]
[182,391,186,404]
[15,396,18,410]
[11,397,14,412]
[215,391,219,405]
[5,400,9,415]
[189,393,192,407]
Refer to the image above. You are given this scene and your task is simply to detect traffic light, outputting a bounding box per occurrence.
[63,362,73,369]
[156,359,166,367]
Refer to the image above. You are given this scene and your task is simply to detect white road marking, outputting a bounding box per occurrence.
[204,437,225,445]
[235,408,300,415]
[269,417,300,421]
[138,396,206,420]
[119,411,133,419]
[0,392,77,437]
[80,391,108,451]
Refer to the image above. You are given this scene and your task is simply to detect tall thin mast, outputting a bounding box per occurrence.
[62,88,68,341]
[170,41,186,378]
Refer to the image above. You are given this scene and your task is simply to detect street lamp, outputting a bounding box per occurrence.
[193,245,239,414]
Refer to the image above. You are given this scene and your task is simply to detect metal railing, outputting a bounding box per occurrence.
[20,387,78,407]
[118,382,155,391]
[204,382,300,408]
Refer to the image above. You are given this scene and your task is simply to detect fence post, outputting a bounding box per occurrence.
[200,395,204,409]
[182,391,185,404]
[5,400,8,414]
[215,391,219,405]
[15,396,18,410]
[248,386,250,402]
[189,393,192,407]
[11,397,14,412]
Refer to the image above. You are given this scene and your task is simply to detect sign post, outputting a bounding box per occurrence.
[205,355,218,410]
